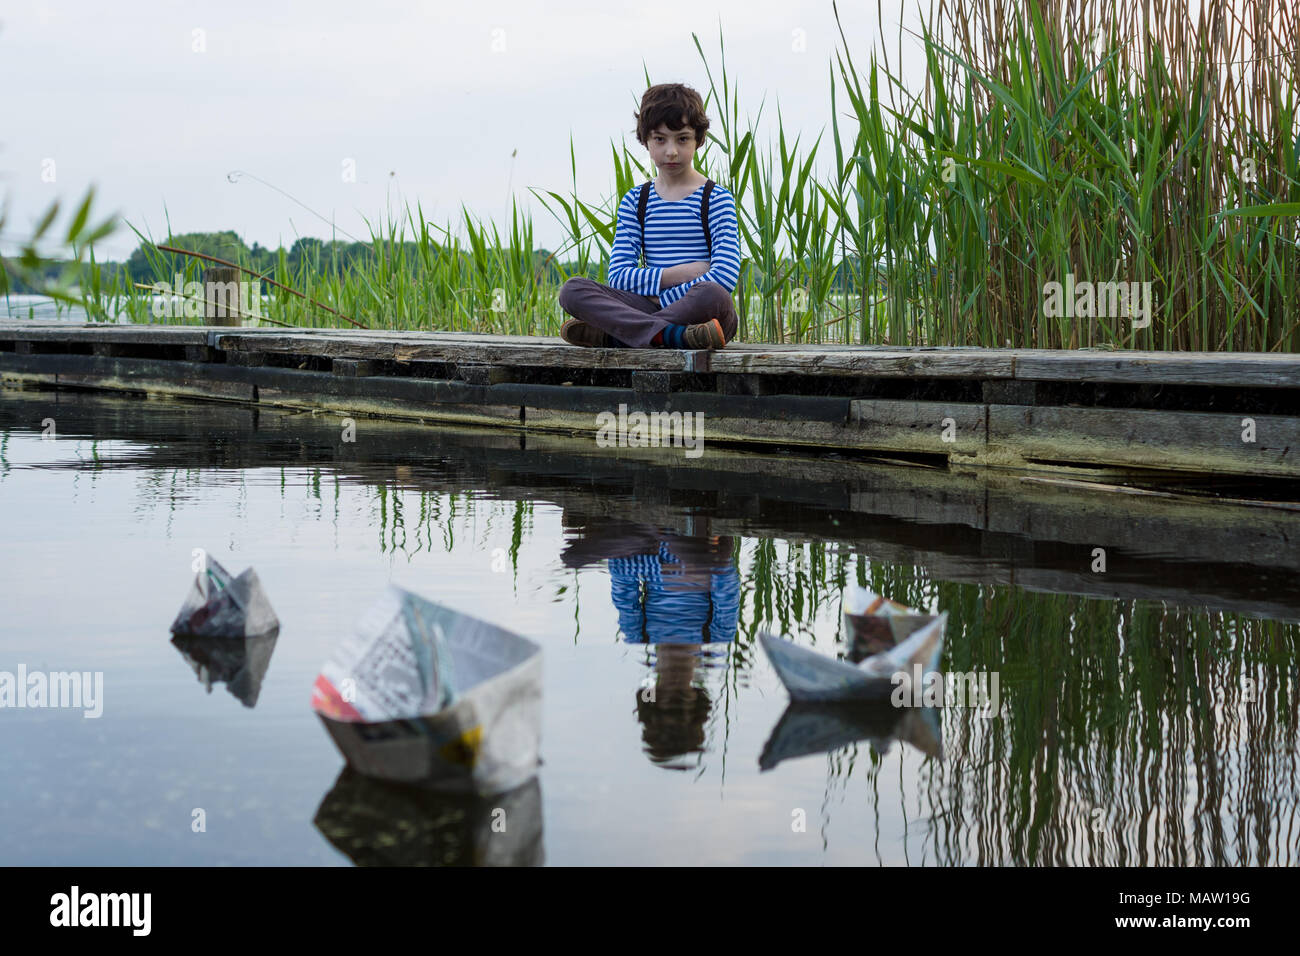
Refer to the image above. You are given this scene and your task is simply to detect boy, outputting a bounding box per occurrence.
[558,82,741,350]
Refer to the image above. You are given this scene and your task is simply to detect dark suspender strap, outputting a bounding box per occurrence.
[636,182,650,267]
[701,179,715,260]
[640,178,716,264]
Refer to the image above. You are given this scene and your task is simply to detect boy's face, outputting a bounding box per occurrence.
[648,120,698,172]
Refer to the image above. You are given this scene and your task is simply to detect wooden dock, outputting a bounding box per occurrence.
[3,321,1300,478]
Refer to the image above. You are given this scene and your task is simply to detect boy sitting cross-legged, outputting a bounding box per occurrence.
[558,82,742,350]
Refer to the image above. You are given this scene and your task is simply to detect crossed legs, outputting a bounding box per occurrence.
[558,278,738,348]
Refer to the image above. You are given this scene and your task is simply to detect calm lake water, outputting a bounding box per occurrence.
[2,295,96,323]
[1,384,1297,866]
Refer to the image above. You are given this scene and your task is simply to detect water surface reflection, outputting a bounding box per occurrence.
[1,385,1297,865]
[562,514,738,770]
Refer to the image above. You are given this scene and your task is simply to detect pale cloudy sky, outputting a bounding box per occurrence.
[1,0,922,260]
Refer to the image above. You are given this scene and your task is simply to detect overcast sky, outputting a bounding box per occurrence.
[2,0,923,261]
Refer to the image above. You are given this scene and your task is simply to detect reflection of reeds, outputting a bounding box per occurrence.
[738,538,1300,864]
[919,588,1300,865]
[369,487,534,573]
[87,0,1297,349]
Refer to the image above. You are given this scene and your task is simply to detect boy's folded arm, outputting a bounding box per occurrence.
[606,256,663,297]
[667,191,743,295]
[656,263,692,289]
[605,193,664,296]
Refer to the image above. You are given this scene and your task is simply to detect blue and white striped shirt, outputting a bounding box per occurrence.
[605,182,742,308]
[608,542,741,643]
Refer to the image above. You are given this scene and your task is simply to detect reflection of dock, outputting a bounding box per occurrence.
[4,385,1300,619]
[4,321,1300,477]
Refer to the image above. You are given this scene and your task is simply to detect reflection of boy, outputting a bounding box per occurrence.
[636,644,712,770]
[612,536,738,769]
[557,515,740,769]
[610,540,740,644]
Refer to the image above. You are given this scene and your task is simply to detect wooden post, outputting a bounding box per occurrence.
[202,267,243,326]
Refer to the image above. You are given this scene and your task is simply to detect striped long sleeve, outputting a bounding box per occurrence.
[605,183,743,308]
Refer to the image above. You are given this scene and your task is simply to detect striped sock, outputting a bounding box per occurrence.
[654,325,686,348]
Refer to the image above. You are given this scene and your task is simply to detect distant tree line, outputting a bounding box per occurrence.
[5,229,873,296]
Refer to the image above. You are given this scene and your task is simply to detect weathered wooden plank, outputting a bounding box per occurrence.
[0,323,212,345]
[240,368,526,429]
[395,341,685,370]
[850,399,985,454]
[7,324,1300,479]
[713,348,1017,378]
[9,324,1300,390]
[679,414,856,448]
[507,387,845,422]
[1012,350,1300,388]
[259,369,476,405]
[1,353,275,402]
[254,386,523,428]
[0,352,60,382]
[209,332,935,377]
[212,332,694,371]
[988,404,1298,475]
[56,368,256,402]
[521,404,855,449]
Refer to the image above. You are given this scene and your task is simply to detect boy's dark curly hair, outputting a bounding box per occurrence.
[633,83,710,148]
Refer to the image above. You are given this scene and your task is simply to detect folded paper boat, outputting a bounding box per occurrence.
[759,586,946,703]
[170,555,279,639]
[311,586,542,796]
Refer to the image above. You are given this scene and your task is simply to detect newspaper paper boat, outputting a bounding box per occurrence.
[170,555,279,639]
[311,587,542,796]
[759,587,946,702]
[759,702,942,771]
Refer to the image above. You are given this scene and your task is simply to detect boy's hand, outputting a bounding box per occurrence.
[660,260,711,289]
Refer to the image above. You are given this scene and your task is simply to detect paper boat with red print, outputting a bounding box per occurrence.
[311,587,542,796]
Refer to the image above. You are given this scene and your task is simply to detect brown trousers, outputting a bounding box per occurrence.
[558,277,738,348]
